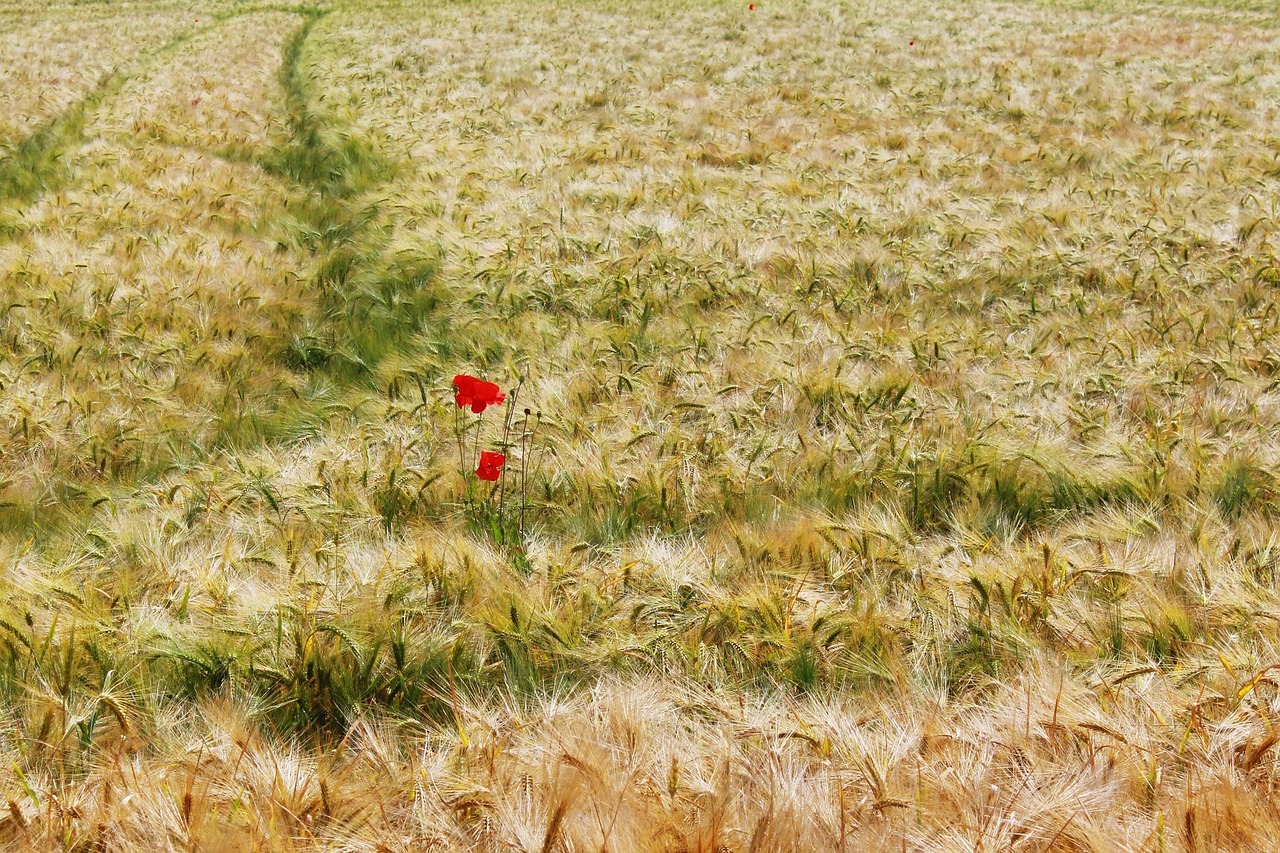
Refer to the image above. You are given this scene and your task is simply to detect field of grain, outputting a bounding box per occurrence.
[2,0,1280,849]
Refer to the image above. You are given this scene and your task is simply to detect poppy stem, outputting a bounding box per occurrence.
[522,409,542,537]
[519,407,530,541]
[498,377,524,539]
[454,389,469,511]
[473,410,482,509]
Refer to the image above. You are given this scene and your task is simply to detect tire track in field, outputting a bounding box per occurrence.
[0,3,424,528]
[0,1,429,515]
[0,9,207,150]
[0,8,331,536]
[0,2,424,378]
[0,22,211,207]
[1,0,432,369]
[0,8,314,212]
[258,7,441,384]
[0,71,125,205]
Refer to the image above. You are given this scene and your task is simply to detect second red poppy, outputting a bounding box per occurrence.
[476,451,506,481]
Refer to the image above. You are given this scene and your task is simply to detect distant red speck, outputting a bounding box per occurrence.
[191,97,200,106]
[748,3,754,8]
[909,40,915,45]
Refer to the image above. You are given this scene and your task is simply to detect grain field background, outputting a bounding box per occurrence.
[2,0,1280,849]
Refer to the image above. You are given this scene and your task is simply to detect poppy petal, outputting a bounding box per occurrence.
[453,374,482,407]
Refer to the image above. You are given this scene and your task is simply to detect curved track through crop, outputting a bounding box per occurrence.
[0,3,426,520]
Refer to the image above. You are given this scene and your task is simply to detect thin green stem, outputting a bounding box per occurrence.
[498,377,524,534]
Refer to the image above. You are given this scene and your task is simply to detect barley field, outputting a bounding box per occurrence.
[1,0,1280,848]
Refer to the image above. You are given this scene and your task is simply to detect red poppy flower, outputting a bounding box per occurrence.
[476,451,506,481]
[453,374,506,413]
